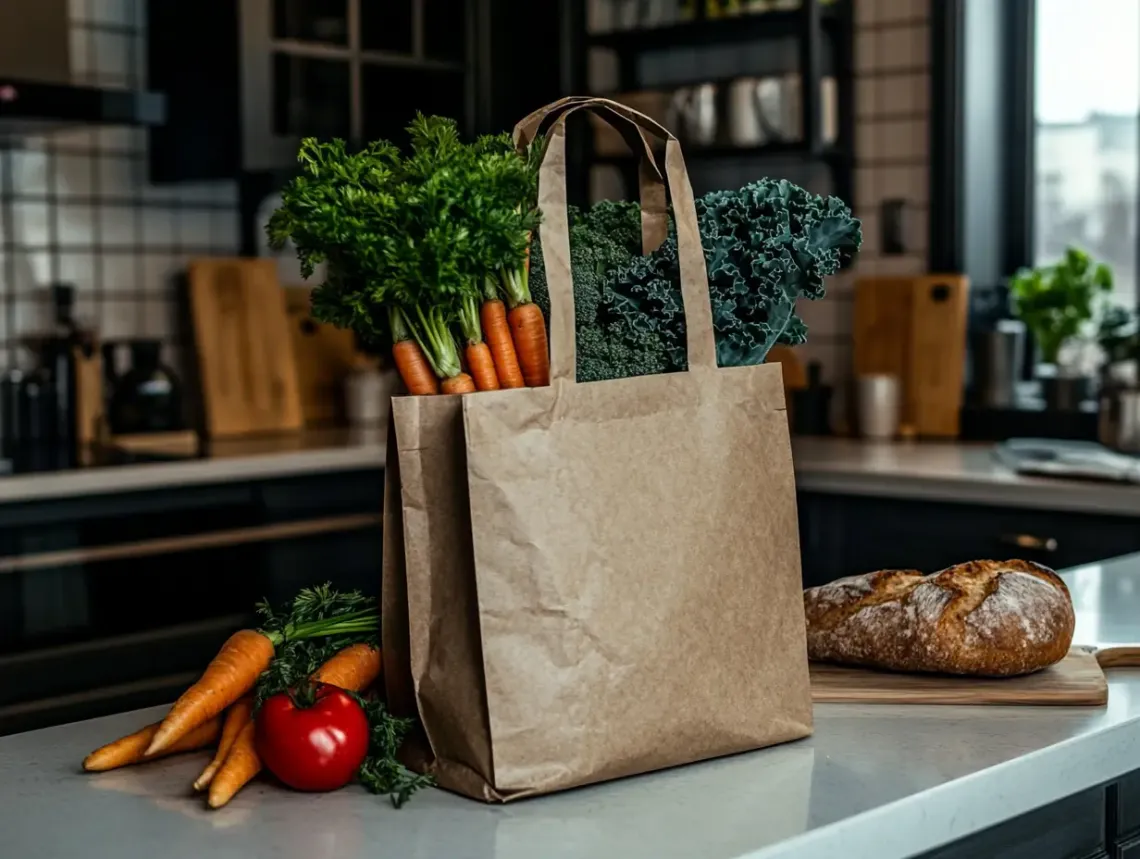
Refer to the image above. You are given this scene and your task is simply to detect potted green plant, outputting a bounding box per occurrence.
[1008,246,1113,410]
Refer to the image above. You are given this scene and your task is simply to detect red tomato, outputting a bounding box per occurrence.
[255,683,370,792]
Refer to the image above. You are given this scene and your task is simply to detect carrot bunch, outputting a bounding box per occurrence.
[268,115,549,398]
[80,585,384,809]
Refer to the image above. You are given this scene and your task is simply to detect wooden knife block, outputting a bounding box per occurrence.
[853,275,970,438]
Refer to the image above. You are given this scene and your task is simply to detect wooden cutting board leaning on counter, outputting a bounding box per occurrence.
[803,559,1140,706]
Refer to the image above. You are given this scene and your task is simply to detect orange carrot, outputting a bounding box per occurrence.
[84,717,222,773]
[482,298,524,389]
[146,629,275,757]
[441,373,477,395]
[313,643,382,692]
[193,696,254,791]
[207,721,260,809]
[392,339,439,396]
[465,342,500,392]
[509,302,550,387]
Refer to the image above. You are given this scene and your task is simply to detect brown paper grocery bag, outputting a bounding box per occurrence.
[382,96,812,802]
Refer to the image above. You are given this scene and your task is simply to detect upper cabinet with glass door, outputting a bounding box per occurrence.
[240,0,469,172]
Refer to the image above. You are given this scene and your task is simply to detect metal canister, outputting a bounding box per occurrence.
[971,319,1026,408]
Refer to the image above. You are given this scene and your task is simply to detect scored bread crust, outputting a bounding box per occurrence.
[803,559,1076,677]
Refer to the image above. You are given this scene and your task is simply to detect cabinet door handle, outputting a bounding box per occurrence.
[999,533,1059,553]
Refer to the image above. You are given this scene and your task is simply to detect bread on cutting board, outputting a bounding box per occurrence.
[803,560,1076,677]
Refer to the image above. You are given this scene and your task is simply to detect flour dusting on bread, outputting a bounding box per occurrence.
[803,559,1075,677]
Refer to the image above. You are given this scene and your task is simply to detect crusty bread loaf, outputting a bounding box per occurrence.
[803,560,1075,677]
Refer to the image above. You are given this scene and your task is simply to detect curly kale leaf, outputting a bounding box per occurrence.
[607,178,861,370]
[532,178,861,380]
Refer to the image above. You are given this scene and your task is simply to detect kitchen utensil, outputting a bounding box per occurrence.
[855,373,900,440]
[105,340,184,436]
[285,286,360,427]
[188,258,303,437]
[853,275,970,438]
[1098,388,1140,454]
[668,84,718,147]
[810,644,1140,706]
[971,319,1025,408]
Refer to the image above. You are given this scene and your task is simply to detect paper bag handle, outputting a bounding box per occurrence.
[512,97,717,383]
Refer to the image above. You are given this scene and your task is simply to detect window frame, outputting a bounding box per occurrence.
[931,0,1140,308]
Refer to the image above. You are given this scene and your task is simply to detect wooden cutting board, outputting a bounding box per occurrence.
[852,274,969,438]
[284,286,361,427]
[810,648,1111,706]
[188,258,303,437]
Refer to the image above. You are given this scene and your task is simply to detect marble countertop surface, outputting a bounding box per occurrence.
[2,554,1139,859]
[792,437,1140,516]
[3,430,1138,517]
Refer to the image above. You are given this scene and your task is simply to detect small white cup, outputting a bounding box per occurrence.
[856,374,901,441]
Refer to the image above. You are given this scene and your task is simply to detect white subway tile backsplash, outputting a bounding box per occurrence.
[855,0,880,27]
[98,155,135,197]
[57,252,98,293]
[856,77,877,118]
[876,72,928,115]
[1,3,242,362]
[178,210,214,249]
[875,164,928,203]
[875,25,929,71]
[55,155,94,198]
[142,208,176,247]
[872,118,928,161]
[855,30,878,74]
[141,254,179,295]
[57,204,96,247]
[100,205,137,246]
[103,255,139,293]
[142,298,174,339]
[876,0,928,24]
[99,301,141,339]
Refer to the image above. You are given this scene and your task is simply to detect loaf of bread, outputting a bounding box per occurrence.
[803,560,1075,677]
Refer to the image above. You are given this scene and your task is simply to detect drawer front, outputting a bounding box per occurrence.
[798,492,1140,582]
[1116,771,1140,842]
[918,786,1106,859]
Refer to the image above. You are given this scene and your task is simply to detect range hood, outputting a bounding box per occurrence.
[0,0,165,135]
[0,78,166,135]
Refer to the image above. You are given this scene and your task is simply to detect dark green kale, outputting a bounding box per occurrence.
[531,179,862,381]
[531,201,671,383]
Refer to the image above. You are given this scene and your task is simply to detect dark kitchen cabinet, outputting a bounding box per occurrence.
[0,467,383,736]
[797,491,1140,587]
[147,0,566,182]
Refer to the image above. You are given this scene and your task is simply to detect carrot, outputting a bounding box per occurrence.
[392,339,439,396]
[465,342,500,392]
[146,629,275,757]
[508,302,550,387]
[481,296,524,389]
[83,716,221,772]
[207,721,260,809]
[441,372,476,395]
[193,696,254,791]
[313,643,382,691]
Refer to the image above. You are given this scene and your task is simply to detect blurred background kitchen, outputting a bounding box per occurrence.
[0,0,1138,735]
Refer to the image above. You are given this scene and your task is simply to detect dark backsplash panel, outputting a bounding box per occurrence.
[0,0,241,378]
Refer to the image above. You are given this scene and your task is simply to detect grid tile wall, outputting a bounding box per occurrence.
[793,0,931,393]
[0,0,241,376]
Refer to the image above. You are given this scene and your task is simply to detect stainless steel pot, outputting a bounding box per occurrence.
[1099,387,1140,453]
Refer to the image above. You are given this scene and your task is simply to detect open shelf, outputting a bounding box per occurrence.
[592,140,847,164]
[588,7,840,53]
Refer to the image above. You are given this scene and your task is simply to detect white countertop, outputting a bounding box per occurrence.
[0,428,387,504]
[793,437,1140,516]
[2,555,1139,859]
[3,432,1139,517]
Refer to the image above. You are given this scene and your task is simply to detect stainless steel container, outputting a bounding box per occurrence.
[971,319,1025,408]
[855,373,901,441]
[1099,387,1140,454]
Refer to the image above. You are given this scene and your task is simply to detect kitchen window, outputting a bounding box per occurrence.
[930,0,1140,307]
[1032,0,1139,303]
